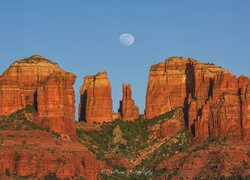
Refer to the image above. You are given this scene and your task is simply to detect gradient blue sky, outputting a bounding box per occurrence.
[1,1,250,119]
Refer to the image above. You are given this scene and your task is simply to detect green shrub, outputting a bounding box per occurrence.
[0,108,62,139]
[25,105,36,113]
[52,131,61,138]
[247,151,250,157]
[5,168,11,176]
[44,172,58,180]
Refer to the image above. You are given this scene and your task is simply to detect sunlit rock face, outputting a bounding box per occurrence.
[78,71,113,123]
[0,55,76,136]
[36,73,76,136]
[119,83,139,121]
[145,57,190,119]
[145,56,250,142]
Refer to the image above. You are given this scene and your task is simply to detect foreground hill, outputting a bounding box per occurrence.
[77,109,250,179]
[0,107,109,179]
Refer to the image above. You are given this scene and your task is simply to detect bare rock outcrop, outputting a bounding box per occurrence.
[145,57,250,142]
[119,83,139,121]
[37,73,76,136]
[78,72,113,123]
[145,57,189,119]
[0,55,76,136]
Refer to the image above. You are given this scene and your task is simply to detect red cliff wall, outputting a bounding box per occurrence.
[145,57,189,119]
[37,73,76,136]
[145,57,250,142]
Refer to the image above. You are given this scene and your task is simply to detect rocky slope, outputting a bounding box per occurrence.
[145,57,250,142]
[78,71,113,122]
[78,109,250,179]
[119,83,139,121]
[0,131,108,180]
[0,55,76,136]
[0,108,109,180]
[156,141,250,179]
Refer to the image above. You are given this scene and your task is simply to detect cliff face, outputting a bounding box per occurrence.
[145,57,189,119]
[0,55,76,136]
[79,72,113,123]
[37,73,76,136]
[145,57,250,142]
[119,83,139,121]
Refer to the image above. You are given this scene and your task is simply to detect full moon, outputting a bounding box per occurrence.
[119,33,135,46]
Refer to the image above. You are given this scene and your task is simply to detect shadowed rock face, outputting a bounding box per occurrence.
[0,55,76,136]
[145,57,250,142]
[119,83,139,121]
[78,71,113,123]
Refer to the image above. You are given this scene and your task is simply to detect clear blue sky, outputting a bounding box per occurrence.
[1,1,250,119]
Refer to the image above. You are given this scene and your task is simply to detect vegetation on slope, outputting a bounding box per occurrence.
[76,108,194,179]
[77,108,177,160]
[0,105,60,138]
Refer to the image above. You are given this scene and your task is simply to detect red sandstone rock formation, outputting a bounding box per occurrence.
[145,57,250,142]
[119,83,139,121]
[145,57,189,119]
[239,76,250,141]
[78,71,113,122]
[37,73,76,136]
[0,130,109,179]
[0,55,76,136]
[192,66,249,142]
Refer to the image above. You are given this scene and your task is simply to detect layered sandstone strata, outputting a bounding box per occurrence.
[119,83,139,121]
[0,55,76,136]
[145,57,250,141]
[79,72,113,122]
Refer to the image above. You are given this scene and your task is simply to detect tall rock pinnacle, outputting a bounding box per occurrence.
[119,83,139,121]
[78,71,113,122]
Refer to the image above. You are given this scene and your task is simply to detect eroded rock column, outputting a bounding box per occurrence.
[79,71,113,122]
[119,83,139,121]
